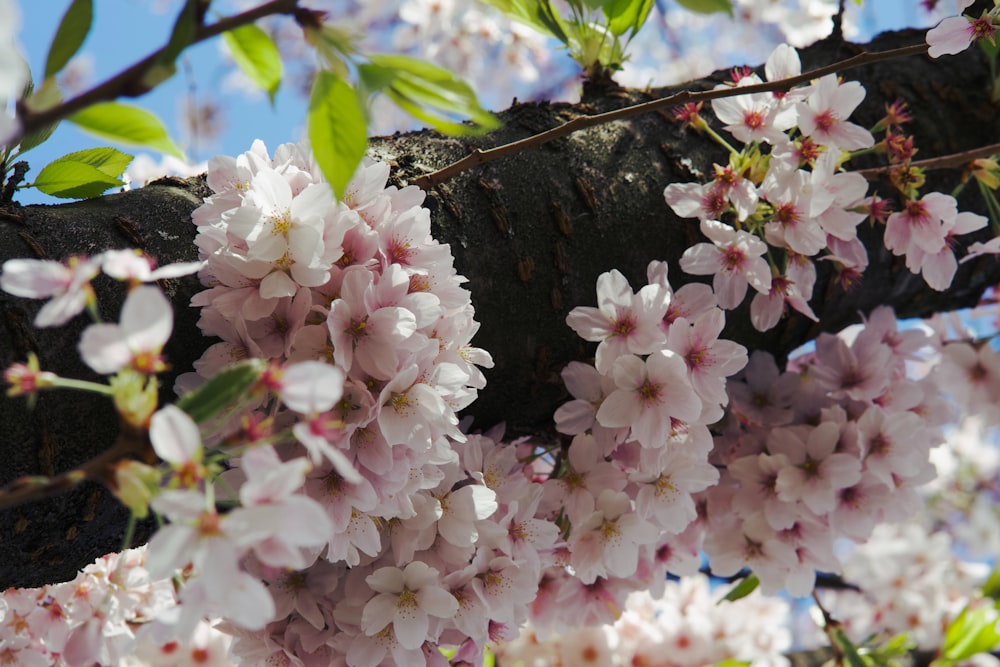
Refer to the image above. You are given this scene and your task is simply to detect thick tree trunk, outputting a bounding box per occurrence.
[1,27,998,588]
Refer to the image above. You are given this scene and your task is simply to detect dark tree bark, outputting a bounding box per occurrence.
[2,27,998,589]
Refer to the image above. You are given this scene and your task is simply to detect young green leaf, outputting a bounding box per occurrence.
[720,574,759,603]
[69,102,186,159]
[222,23,283,104]
[44,0,93,78]
[365,54,499,136]
[982,566,1000,601]
[33,160,124,199]
[674,0,733,15]
[55,146,133,177]
[308,70,368,201]
[176,359,267,424]
[603,0,655,37]
[941,605,1000,663]
[830,627,870,667]
[478,0,568,43]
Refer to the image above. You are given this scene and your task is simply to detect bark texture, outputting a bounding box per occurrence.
[1,28,999,588]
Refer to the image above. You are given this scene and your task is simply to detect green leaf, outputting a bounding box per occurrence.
[33,160,123,199]
[674,0,733,15]
[176,359,267,424]
[941,605,1000,663]
[45,0,93,78]
[603,0,655,36]
[711,661,750,667]
[720,574,759,603]
[364,54,500,136]
[308,70,368,201]
[58,146,132,177]
[222,23,283,103]
[69,102,185,159]
[478,0,569,43]
[830,627,870,667]
[983,566,1000,602]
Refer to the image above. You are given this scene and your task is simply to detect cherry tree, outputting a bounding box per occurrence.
[3,1,1000,666]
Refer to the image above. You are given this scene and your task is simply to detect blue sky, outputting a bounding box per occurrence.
[11,0,940,205]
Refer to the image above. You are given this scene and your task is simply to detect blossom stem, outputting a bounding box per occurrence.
[120,512,137,553]
[54,377,115,395]
[977,179,1000,234]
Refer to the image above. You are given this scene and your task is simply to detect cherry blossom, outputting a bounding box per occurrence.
[361,561,459,650]
[0,255,101,327]
[679,219,772,309]
[565,269,669,374]
[78,285,173,375]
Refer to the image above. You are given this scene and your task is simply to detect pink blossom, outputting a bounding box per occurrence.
[565,269,669,374]
[927,13,993,58]
[100,248,204,283]
[362,561,459,650]
[809,331,892,402]
[711,75,792,145]
[78,285,173,375]
[770,423,862,515]
[795,75,874,151]
[679,219,772,309]
[0,255,101,327]
[596,351,702,448]
[569,489,660,584]
[666,309,748,412]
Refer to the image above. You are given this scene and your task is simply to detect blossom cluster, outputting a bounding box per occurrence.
[819,522,989,650]
[665,43,988,332]
[702,307,946,595]
[0,546,237,667]
[496,574,792,667]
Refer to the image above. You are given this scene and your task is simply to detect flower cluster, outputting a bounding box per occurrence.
[665,43,988,331]
[0,546,235,667]
[536,262,746,614]
[703,307,944,595]
[496,574,792,667]
[819,522,989,649]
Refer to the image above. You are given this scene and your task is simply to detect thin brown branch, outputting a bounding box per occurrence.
[412,42,930,189]
[12,0,302,144]
[856,141,1000,180]
[0,422,149,511]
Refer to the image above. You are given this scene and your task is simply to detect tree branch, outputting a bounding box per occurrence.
[413,42,930,189]
[11,0,301,144]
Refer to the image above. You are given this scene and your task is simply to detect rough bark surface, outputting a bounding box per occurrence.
[1,28,998,588]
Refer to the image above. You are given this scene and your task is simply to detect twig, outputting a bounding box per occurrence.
[0,422,150,511]
[12,0,302,144]
[412,42,930,189]
[855,141,1000,179]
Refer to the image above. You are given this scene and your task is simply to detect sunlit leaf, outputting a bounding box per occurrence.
[364,54,499,136]
[222,23,283,103]
[941,605,1000,663]
[478,0,568,42]
[33,158,124,199]
[45,0,93,78]
[830,627,869,667]
[603,0,655,36]
[674,0,733,15]
[308,70,367,201]
[720,574,759,603]
[69,102,185,159]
